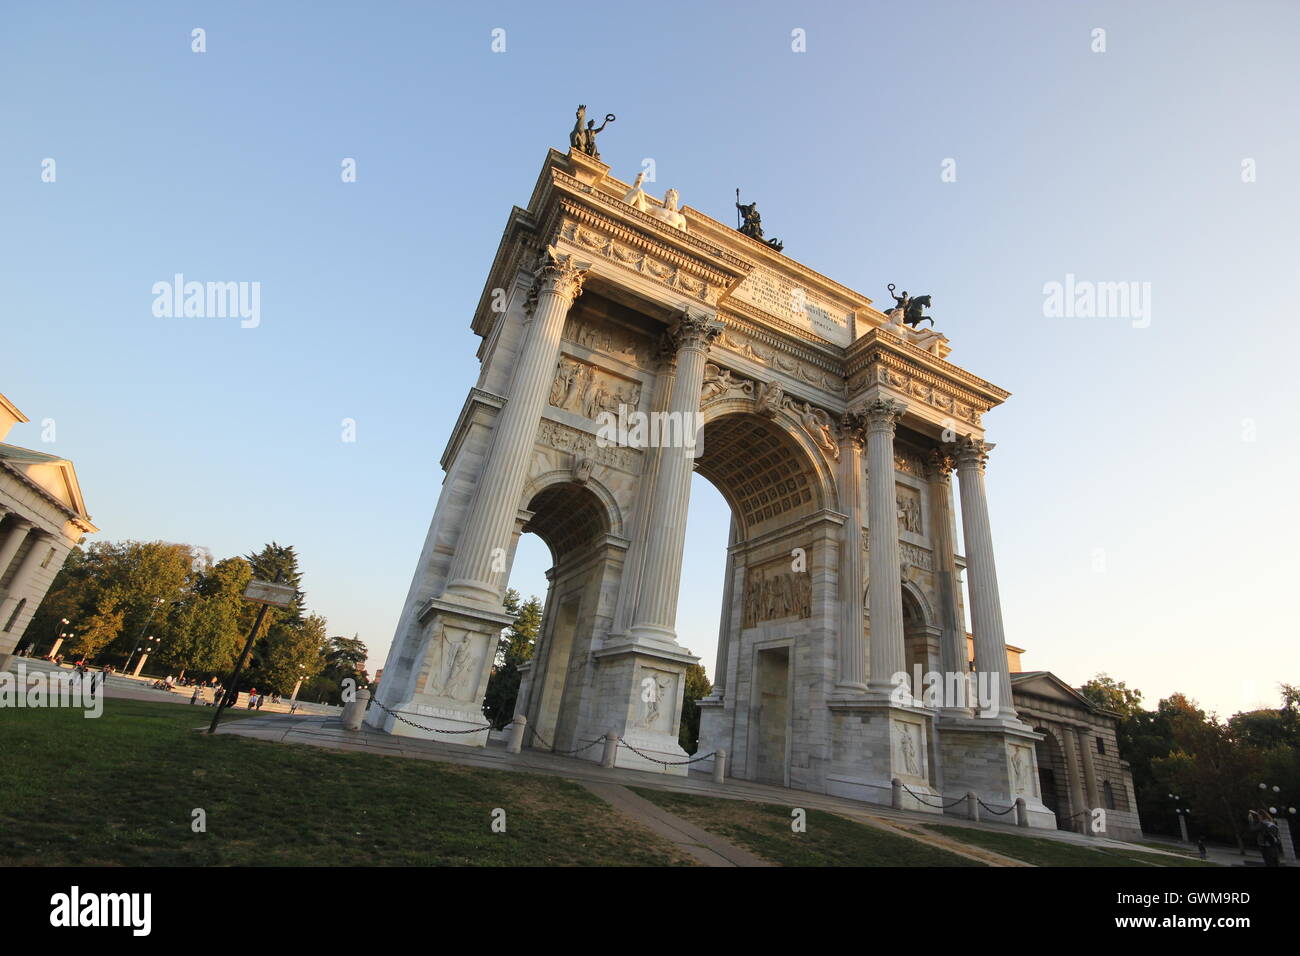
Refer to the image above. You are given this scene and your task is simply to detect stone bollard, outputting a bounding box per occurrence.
[967,791,979,822]
[891,778,904,810]
[712,749,727,785]
[1015,796,1029,828]
[342,688,370,731]
[601,731,619,769]
[506,715,526,754]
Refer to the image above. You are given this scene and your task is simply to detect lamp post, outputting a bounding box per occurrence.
[1168,793,1191,843]
[47,620,71,659]
[1257,782,1298,819]
[132,635,161,678]
[123,596,164,668]
[290,664,306,702]
[44,621,69,658]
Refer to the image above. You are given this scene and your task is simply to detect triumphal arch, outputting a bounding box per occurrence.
[369,133,1055,826]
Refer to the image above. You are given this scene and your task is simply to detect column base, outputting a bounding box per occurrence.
[368,596,513,746]
[936,721,1056,830]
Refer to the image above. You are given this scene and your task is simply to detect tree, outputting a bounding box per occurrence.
[252,612,328,696]
[30,540,199,663]
[1080,673,1144,719]
[483,589,541,728]
[65,591,126,660]
[157,557,251,677]
[678,663,713,754]
[311,634,372,704]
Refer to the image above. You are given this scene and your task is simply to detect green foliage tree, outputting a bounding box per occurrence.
[30,540,198,662]
[1080,673,1144,718]
[157,558,252,677]
[483,589,540,729]
[678,662,713,754]
[251,612,329,697]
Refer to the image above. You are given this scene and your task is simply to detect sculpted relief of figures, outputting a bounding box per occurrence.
[716,327,845,397]
[896,485,923,535]
[424,626,482,702]
[549,356,642,419]
[637,668,676,732]
[892,720,923,778]
[564,316,651,365]
[797,402,839,461]
[701,362,756,403]
[741,565,813,628]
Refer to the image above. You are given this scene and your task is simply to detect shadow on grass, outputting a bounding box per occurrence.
[0,700,694,866]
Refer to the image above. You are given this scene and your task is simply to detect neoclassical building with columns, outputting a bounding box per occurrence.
[0,392,97,670]
[370,143,1094,829]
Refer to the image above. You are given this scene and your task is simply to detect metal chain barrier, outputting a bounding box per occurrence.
[367,695,493,735]
[524,724,604,756]
[977,797,1018,817]
[617,737,716,768]
[900,782,968,810]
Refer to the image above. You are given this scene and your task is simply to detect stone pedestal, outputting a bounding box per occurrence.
[826,702,943,813]
[372,599,514,748]
[591,643,696,776]
[936,717,1057,829]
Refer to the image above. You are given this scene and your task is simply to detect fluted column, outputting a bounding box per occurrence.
[952,437,1016,720]
[627,311,721,645]
[1076,726,1100,810]
[1060,725,1090,831]
[0,533,49,633]
[709,518,739,697]
[926,448,968,709]
[442,246,590,608]
[0,518,33,583]
[865,399,907,697]
[836,413,867,690]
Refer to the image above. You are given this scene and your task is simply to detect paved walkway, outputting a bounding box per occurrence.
[209,711,1188,865]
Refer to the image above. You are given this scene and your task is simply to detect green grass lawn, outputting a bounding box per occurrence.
[0,699,696,866]
[630,787,984,866]
[926,825,1219,867]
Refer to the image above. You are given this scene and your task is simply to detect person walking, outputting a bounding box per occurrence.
[1196,836,1207,860]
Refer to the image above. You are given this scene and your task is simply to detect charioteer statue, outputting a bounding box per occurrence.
[885,283,934,328]
[569,104,616,161]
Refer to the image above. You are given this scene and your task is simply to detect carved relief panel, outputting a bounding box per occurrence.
[741,558,813,628]
[549,356,643,420]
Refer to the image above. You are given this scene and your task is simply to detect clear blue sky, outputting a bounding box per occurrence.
[4,1,1297,717]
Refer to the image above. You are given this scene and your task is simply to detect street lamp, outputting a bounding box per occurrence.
[45,619,70,658]
[132,635,161,679]
[1168,793,1192,843]
[123,597,165,668]
[1258,782,1298,818]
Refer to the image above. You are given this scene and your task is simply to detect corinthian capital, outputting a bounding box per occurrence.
[862,398,907,433]
[950,435,996,471]
[668,309,723,353]
[926,447,956,480]
[528,245,591,313]
[836,411,867,448]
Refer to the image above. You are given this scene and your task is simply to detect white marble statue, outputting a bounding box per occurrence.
[622,171,649,213]
[651,188,688,231]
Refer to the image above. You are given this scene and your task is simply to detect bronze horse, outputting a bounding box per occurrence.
[903,295,933,328]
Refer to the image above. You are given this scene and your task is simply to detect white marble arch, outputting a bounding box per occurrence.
[695,398,840,527]
[518,467,627,545]
[900,578,937,628]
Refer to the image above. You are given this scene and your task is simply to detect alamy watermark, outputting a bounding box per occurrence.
[1042,274,1151,328]
[890,666,1000,718]
[595,407,705,457]
[0,661,103,717]
[152,274,261,328]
